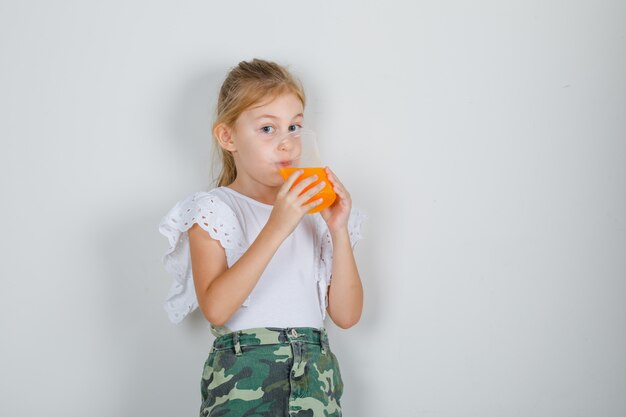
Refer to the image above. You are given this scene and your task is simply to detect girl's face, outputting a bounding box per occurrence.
[230,92,304,187]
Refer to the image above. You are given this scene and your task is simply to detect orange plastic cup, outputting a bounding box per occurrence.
[279,167,336,214]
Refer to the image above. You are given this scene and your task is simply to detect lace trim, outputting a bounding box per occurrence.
[158,191,248,324]
[315,207,368,319]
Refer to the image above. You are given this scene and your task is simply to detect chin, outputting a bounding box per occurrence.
[270,178,284,188]
[268,172,285,186]
[257,176,283,189]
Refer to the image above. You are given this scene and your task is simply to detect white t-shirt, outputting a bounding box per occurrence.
[158,186,366,331]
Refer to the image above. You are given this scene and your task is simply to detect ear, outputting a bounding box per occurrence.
[214,123,237,152]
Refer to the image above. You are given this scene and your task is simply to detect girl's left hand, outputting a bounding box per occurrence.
[320,167,352,233]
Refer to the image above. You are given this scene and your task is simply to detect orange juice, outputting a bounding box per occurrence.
[278,167,337,214]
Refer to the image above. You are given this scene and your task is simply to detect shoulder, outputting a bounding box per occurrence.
[162,188,234,222]
[176,188,229,208]
[158,188,246,250]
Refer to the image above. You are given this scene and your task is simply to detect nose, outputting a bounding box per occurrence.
[277,135,293,152]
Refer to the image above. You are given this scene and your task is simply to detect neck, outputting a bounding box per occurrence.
[227,177,280,205]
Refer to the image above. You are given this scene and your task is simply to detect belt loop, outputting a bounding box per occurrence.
[320,327,329,355]
[210,323,232,338]
[232,331,242,356]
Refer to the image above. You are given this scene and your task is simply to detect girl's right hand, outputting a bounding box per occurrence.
[265,170,326,239]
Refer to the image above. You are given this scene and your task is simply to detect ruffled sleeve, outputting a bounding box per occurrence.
[315,207,368,319]
[158,191,248,324]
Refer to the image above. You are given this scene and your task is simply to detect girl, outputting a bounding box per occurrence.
[159,58,366,417]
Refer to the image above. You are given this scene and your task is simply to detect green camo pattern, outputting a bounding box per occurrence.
[200,327,343,417]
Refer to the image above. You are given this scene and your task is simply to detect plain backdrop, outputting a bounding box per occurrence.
[1,1,625,416]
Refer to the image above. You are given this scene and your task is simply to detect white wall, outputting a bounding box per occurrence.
[1,1,624,416]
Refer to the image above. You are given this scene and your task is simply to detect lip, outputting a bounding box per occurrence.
[277,160,292,168]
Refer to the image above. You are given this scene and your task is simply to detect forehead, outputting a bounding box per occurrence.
[242,93,304,121]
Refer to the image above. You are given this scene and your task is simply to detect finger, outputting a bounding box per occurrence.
[332,186,345,199]
[326,174,346,196]
[325,166,339,180]
[332,184,351,203]
[290,173,320,196]
[297,180,326,204]
[325,167,345,188]
[280,169,305,193]
[325,167,335,181]
[337,190,351,204]
[329,178,344,192]
[303,197,324,212]
[333,180,349,195]
[327,170,350,197]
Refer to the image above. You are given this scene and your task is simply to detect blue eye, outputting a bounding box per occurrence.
[261,126,275,134]
[288,124,302,132]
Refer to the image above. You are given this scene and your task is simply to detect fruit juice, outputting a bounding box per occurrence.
[278,167,337,214]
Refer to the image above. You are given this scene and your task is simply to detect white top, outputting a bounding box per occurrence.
[158,186,366,331]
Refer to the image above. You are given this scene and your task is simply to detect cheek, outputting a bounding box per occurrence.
[239,144,275,166]
[257,148,276,165]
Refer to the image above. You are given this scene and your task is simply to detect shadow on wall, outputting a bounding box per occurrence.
[167,65,233,189]
[98,205,212,416]
[97,67,235,415]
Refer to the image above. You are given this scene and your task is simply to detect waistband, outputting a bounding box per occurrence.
[212,327,330,355]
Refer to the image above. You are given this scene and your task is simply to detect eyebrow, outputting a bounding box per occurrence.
[255,113,303,120]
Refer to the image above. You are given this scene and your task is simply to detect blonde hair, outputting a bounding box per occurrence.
[211,58,306,187]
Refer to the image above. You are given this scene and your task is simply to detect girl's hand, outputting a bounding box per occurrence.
[265,170,326,239]
[320,167,352,233]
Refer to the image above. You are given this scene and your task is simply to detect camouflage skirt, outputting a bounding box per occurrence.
[200,327,344,417]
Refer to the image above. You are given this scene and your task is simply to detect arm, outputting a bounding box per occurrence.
[188,223,284,326]
[326,228,363,329]
[189,172,327,326]
[319,167,364,329]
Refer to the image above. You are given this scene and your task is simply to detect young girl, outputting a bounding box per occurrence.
[158,58,366,417]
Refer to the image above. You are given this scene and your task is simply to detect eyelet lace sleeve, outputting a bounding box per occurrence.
[158,191,248,324]
[315,207,368,319]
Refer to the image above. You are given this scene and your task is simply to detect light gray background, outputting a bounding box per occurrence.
[1,1,624,416]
